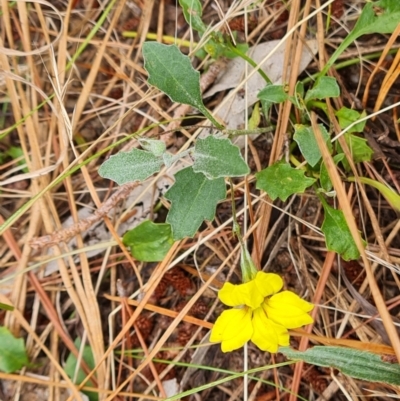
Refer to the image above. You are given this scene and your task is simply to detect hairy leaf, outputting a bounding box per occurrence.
[143,43,222,128]
[193,136,250,179]
[138,138,166,157]
[98,149,163,185]
[280,346,400,385]
[258,84,289,104]
[294,124,331,167]
[165,167,226,239]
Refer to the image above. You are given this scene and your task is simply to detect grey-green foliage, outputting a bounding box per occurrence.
[280,345,400,386]
[98,148,163,185]
[142,42,223,129]
[193,136,250,179]
[165,167,226,240]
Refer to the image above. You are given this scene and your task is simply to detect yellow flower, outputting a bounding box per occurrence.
[210,271,314,353]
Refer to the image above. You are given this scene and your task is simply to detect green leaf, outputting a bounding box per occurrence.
[338,133,373,171]
[280,346,400,386]
[142,43,222,128]
[348,176,400,212]
[248,102,261,130]
[321,200,360,261]
[65,338,97,401]
[257,84,289,104]
[7,146,28,173]
[0,326,29,373]
[138,138,166,157]
[335,107,367,134]
[345,134,373,163]
[204,33,249,59]
[178,0,206,35]
[193,136,250,179]
[0,303,14,311]
[123,221,174,262]
[98,149,163,185]
[321,1,400,76]
[320,153,345,192]
[305,77,340,102]
[165,167,226,239]
[293,124,331,167]
[256,161,316,201]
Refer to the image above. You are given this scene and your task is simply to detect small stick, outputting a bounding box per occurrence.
[29,181,137,249]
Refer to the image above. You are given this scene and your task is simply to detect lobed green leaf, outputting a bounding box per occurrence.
[165,167,226,239]
[305,77,340,102]
[256,161,316,201]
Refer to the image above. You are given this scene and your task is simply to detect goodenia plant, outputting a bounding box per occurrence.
[99,41,367,262]
[96,0,400,390]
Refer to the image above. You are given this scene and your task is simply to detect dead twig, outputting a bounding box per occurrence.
[29,181,137,249]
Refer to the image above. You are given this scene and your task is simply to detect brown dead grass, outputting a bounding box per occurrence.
[1,0,400,400]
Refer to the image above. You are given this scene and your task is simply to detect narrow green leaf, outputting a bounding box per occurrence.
[138,138,166,157]
[165,167,226,239]
[123,221,174,262]
[248,102,261,130]
[98,149,163,185]
[348,176,400,211]
[0,326,29,373]
[256,161,316,201]
[65,338,97,401]
[178,0,207,35]
[0,303,14,311]
[143,43,222,128]
[280,346,400,386]
[305,77,340,102]
[321,1,400,76]
[257,84,289,104]
[321,200,360,261]
[335,107,367,134]
[193,136,250,179]
[293,124,331,167]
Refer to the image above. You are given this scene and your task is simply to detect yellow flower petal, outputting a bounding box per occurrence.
[264,291,314,329]
[219,281,264,309]
[210,308,253,352]
[254,272,283,297]
[251,307,289,353]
